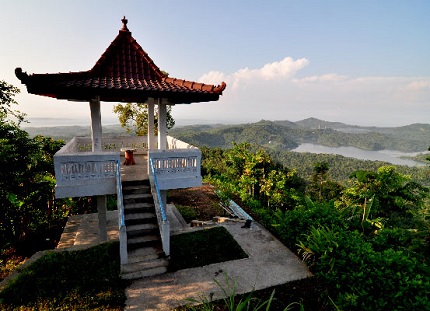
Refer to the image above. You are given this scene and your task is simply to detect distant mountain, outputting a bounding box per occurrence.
[294,117,353,129]
[170,119,430,152]
[271,119,300,128]
[24,117,430,153]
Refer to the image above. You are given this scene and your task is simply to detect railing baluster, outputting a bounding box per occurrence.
[149,157,170,256]
[116,159,128,265]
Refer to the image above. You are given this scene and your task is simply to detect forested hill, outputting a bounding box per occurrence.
[170,118,430,152]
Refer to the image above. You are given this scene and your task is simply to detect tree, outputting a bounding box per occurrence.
[307,162,343,202]
[260,168,304,210]
[0,80,65,251]
[338,166,428,223]
[113,102,175,136]
[0,80,25,123]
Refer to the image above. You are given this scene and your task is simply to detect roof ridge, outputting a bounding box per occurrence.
[15,17,226,104]
[90,17,165,80]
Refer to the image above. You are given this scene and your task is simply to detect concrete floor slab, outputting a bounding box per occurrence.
[124,221,312,311]
[56,192,312,310]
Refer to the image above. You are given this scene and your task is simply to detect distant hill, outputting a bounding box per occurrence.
[170,118,430,152]
[24,117,430,153]
[294,117,352,129]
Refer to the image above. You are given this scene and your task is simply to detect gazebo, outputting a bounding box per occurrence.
[15,17,226,279]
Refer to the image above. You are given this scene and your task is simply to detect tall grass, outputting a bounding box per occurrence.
[0,242,127,311]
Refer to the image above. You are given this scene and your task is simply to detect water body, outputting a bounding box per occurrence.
[292,143,427,167]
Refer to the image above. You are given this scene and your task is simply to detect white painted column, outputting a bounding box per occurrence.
[147,98,156,149]
[97,195,108,242]
[147,98,156,174]
[89,97,107,241]
[157,99,168,209]
[89,97,102,152]
[160,190,167,210]
[157,98,167,150]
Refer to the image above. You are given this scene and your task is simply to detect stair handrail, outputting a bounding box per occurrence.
[116,159,128,264]
[116,159,126,227]
[149,157,170,256]
[149,158,167,222]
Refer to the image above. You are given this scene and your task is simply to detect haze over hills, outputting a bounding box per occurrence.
[170,118,430,153]
[24,117,430,153]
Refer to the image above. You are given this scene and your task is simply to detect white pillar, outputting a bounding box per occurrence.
[147,98,156,174]
[89,97,102,152]
[157,98,167,150]
[90,97,106,241]
[147,98,156,149]
[97,195,108,242]
[160,190,167,209]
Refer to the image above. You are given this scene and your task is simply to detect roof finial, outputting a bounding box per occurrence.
[121,16,129,31]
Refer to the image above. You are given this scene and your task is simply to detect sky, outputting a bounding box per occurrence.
[1,0,430,127]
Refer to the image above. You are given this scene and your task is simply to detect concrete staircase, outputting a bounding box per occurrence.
[121,180,168,280]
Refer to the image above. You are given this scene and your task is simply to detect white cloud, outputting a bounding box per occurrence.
[405,80,430,91]
[200,57,309,90]
[293,73,347,83]
[175,56,430,127]
[198,71,227,85]
[19,55,430,128]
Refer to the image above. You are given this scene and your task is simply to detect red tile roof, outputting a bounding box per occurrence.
[15,17,226,104]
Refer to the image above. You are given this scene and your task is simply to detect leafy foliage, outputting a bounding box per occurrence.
[170,119,430,152]
[203,143,305,210]
[298,227,430,310]
[0,80,98,265]
[169,227,248,271]
[113,102,175,135]
[200,141,430,310]
[0,81,66,252]
[0,242,126,311]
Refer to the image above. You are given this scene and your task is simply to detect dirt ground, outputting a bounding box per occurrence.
[168,183,229,221]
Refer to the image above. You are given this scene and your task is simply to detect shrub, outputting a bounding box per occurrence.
[0,242,126,310]
[169,227,248,271]
[176,204,198,223]
[298,226,430,311]
[271,199,345,250]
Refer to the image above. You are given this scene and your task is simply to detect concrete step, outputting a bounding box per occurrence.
[124,193,153,204]
[122,257,168,274]
[127,223,159,237]
[122,180,150,188]
[128,234,161,250]
[121,263,168,280]
[122,185,151,195]
[124,203,155,213]
[124,212,157,226]
[128,245,164,261]
[127,223,158,232]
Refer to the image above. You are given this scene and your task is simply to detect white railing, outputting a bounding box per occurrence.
[149,158,170,256]
[54,151,120,198]
[116,159,128,265]
[63,136,149,154]
[53,136,149,198]
[149,137,202,190]
[54,135,202,199]
[166,136,199,150]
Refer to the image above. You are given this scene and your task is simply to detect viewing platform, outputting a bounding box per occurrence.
[120,154,148,182]
[15,16,226,285]
[53,135,202,198]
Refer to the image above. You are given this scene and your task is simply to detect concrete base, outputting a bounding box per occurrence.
[54,205,312,311]
[125,221,312,310]
[56,211,119,250]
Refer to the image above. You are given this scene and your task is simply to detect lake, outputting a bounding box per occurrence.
[292,143,427,167]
